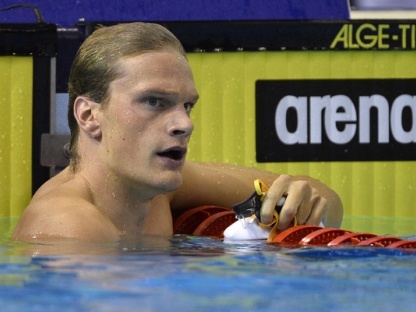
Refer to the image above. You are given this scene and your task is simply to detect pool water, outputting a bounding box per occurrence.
[1,216,416,312]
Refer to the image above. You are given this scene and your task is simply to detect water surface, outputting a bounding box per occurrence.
[1,217,415,312]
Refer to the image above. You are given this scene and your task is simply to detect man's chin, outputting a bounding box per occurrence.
[160,173,183,193]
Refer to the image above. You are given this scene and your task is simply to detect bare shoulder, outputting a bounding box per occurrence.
[12,171,120,242]
[31,167,74,200]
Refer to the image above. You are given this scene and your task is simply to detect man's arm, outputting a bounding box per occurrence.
[171,161,343,229]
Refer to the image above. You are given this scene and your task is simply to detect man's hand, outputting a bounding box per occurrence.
[260,175,328,230]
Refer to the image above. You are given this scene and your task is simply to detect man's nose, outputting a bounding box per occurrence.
[168,107,194,137]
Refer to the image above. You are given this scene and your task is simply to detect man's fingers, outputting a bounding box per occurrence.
[277,180,311,229]
[305,196,328,225]
[276,199,298,230]
[259,175,291,224]
[260,176,327,230]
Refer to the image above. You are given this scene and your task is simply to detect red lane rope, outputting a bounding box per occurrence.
[272,225,416,249]
[173,206,416,249]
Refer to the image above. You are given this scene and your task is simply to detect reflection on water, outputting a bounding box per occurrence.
[1,217,416,311]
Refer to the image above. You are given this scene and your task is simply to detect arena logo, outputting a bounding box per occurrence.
[276,94,416,145]
[256,79,416,162]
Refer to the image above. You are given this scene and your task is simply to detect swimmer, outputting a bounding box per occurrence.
[12,22,343,242]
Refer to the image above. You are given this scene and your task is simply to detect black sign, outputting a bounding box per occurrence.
[86,21,416,52]
[256,79,416,162]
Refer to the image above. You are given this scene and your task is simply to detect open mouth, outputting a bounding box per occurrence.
[157,147,186,161]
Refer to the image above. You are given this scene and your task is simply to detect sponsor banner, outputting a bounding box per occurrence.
[329,22,416,50]
[169,21,416,51]
[256,79,416,162]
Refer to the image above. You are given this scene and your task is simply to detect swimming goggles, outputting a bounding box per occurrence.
[232,179,297,240]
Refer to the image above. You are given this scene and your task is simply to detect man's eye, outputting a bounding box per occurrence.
[184,103,194,113]
[145,98,160,107]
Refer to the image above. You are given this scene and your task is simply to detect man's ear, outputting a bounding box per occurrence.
[73,96,102,138]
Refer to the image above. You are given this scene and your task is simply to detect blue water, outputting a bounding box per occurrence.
[1,217,416,312]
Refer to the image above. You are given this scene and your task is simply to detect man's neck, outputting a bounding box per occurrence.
[76,167,155,237]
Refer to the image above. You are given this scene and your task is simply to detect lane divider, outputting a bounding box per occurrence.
[173,206,416,250]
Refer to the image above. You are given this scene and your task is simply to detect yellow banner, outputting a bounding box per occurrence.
[187,51,416,220]
[0,57,33,217]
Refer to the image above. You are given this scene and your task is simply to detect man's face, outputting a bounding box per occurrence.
[97,51,199,195]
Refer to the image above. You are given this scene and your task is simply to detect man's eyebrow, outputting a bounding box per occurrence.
[139,88,176,96]
[140,88,199,102]
[191,94,200,103]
